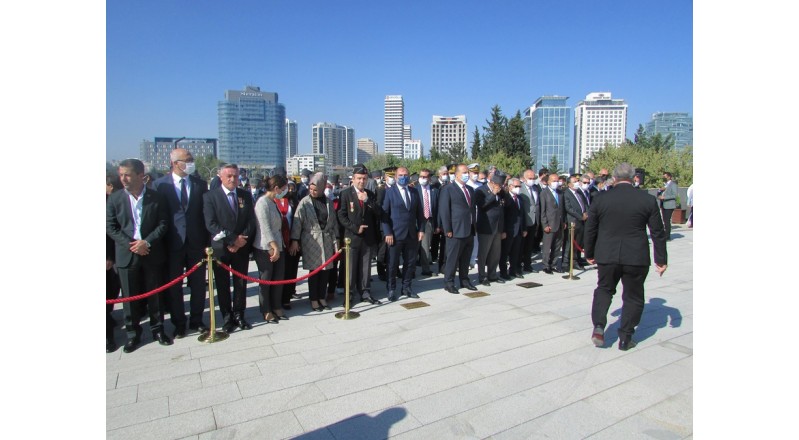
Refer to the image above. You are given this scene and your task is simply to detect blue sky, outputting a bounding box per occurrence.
[106,0,693,161]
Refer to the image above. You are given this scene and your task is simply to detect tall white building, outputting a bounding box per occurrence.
[287,153,326,175]
[357,138,378,163]
[384,95,404,158]
[431,115,467,156]
[312,122,355,168]
[403,139,423,160]
[574,92,628,171]
[285,119,298,162]
[403,125,412,142]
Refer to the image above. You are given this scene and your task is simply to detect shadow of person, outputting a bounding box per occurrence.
[292,407,408,440]
[605,297,682,346]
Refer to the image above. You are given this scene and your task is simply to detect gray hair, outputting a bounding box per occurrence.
[612,163,635,181]
[438,166,449,175]
[508,177,521,186]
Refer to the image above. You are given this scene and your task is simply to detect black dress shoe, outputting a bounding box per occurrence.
[461,281,478,291]
[479,278,491,286]
[543,268,553,274]
[619,339,637,351]
[489,278,504,284]
[444,285,459,294]
[222,321,237,333]
[153,332,173,346]
[522,267,534,273]
[403,289,419,298]
[237,317,253,330]
[122,337,140,353]
[283,304,293,310]
[189,323,209,334]
[387,291,398,302]
[173,327,187,339]
[106,340,118,353]
[277,315,289,320]
[362,295,378,305]
[500,273,512,281]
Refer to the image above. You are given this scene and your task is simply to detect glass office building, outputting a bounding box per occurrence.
[644,112,693,150]
[218,85,286,168]
[524,96,572,174]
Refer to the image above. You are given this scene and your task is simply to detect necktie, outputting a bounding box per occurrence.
[573,190,585,212]
[180,178,188,211]
[553,190,559,206]
[577,190,589,211]
[227,191,237,217]
[462,184,471,206]
[423,187,430,219]
[514,195,519,210]
[357,189,364,209]
[401,186,409,209]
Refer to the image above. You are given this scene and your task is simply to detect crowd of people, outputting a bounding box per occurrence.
[107,151,673,353]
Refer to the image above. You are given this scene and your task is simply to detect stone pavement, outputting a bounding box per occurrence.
[106,226,692,439]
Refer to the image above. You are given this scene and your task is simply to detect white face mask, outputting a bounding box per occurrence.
[511,187,521,195]
[275,187,288,199]
[183,162,196,175]
[470,174,478,182]
[387,177,395,186]
[324,188,332,198]
[549,182,560,190]
[301,177,308,184]
[251,188,258,195]
[418,178,429,186]
[525,179,535,187]
[439,175,449,182]
[580,183,590,191]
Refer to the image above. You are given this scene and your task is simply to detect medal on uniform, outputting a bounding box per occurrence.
[350,201,355,212]
[238,197,244,208]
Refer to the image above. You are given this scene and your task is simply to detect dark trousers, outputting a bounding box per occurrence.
[500,232,523,277]
[282,250,301,306]
[431,228,441,262]
[106,267,121,341]
[350,243,375,297]
[591,264,649,340]
[477,232,502,280]
[661,208,674,239]
[444,234,474,286]
[387,236,419,293]
[213,249,249,322]
[117,256,164,340]
[521,225,538,270]
[164,245,207,330]
[254,249,285,315]
[437,233,447,274]
[307,269,331,303]
[418,221,434,273]
[541,227,563,270]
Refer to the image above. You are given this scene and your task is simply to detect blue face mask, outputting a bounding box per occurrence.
[460,174,470,184]
[397,175,409,186]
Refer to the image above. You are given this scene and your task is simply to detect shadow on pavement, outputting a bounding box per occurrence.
[605,297,683,347]
[291,407,407,440]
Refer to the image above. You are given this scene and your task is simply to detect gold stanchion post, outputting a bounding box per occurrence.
[563,222,580,280]
[336,238,360,320]
[198,247,229,342]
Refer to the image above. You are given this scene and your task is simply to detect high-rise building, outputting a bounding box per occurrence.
[218,85,286,168]
[285,119,298,160]
[403,125,412,142]
[384,95,404,158]
[573,92,628,171]
[312,122,355,167]
[524,97,572,174]
[357,138,378,163]
[431,115,467,157]
[287,154,326,176]
[139,137,217,171]
[644,112,693,150]
[403,139,423,160]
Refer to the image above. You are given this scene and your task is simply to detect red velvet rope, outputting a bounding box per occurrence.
[216,249,342,285]
[573,239,584,253]
[106,260,205,304]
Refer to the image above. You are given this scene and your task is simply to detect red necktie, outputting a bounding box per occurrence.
[423,187,430,219]
[462,184,471,205]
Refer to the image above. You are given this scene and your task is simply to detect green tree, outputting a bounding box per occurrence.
[482,105,507,157]
[547,155,562,175]
[479,151,529,178]
[194,154,224,181]
[447,142,469,163]
[583,142,693,189]
[506,110,531,165]
[364,153,400,174]
[471,125,482,159]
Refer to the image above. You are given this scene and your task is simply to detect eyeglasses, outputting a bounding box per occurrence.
[512,185,522,188]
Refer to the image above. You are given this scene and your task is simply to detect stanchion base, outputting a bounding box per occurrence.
[562,275,581,280]
[335,311,361,320]
[198,330,229,343]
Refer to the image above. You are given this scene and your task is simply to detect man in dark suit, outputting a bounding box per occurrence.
[106,159,173,353]
[296,168,312,201]
[474,171,506,286]
[584,163,668,351]
[203,163,256,333]
[381,167,426,301]
[501,178,526,280]
[375,167,396,282]
[415,168,438,277]
[540,173,565,274]
[438,164,478,294]
[518,169,540,275]
[153,148,210,338]
[562,175,589,271]
[337,164,381,305]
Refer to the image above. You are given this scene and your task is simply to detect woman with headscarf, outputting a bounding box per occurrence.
[289,173,340,311]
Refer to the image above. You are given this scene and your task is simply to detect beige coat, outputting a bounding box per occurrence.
[290,196,339,270]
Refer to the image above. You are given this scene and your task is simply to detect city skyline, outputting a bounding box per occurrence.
[106,1,692,162]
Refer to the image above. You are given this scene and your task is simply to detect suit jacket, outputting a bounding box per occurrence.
[438,182,476,239]
[563,188,587,226]
[474,185,504,235]
[661,180,678,209]
[584,183,667,266]
[416,184,438,230]
[540,187,564,232]
[518,182,539,227]
[202,186,256,259]
[503,192,525,237]
[381,184,425,241]
[153,173,209,252]
[106,188,169,268]
[337,186,381,247]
